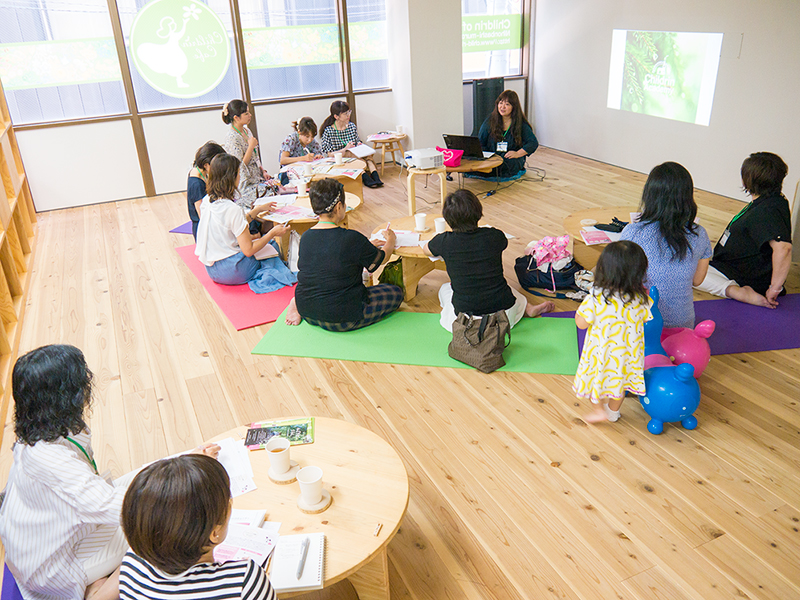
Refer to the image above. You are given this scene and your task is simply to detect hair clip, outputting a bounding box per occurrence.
[222,102,229,116]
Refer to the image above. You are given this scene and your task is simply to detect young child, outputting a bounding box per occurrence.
[120,455,275,600]
[574,241,652,423]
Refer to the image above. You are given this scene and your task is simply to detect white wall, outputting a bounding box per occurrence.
[18,121,145,211]
[532,0,800,210]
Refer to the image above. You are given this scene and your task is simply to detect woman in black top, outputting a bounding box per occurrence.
[285,179,402,330]
[477,90,538,180]
[423,189,553,331]
[187,142,226,240]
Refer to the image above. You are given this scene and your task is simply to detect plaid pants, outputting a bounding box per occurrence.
[305,284,403,332]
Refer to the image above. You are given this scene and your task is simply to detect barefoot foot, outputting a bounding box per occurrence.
[726,284,776,308]
[285,298,302,325]
[525,300,555,318]
[583,408,609,423]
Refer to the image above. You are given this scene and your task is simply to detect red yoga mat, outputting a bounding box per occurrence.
[175,244,295,330]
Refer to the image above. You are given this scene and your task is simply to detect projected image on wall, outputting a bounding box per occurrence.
[607,30,723,126]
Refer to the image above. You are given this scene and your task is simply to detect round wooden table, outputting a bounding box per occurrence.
[311,159,366,201]
[446,154,503,174]
[563,206,636,269]
[261,192,362,260]
[369,134,406,176]
[213,417,409,600]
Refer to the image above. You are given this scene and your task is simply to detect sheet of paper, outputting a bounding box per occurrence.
[230,508,267,527]
[483,151,495,158]
[216,438,257,497]
[417,241,442,261]
[349,143,376,158]
[214,524,277,565]
[371,230,420,248]
[326,168,363,179]
[262,521,282,534]
[268,205,317,223]
[253,244,279,260]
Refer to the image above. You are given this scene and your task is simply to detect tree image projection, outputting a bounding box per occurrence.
[607,30,723,126]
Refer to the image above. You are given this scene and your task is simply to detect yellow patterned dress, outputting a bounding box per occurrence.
[573,289,653,403]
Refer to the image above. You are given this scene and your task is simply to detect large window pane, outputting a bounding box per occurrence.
[0,0,128,124]
[462,0,523,80]
[347,0,388,90]
[239,0,342,100]
[115,0,241,112]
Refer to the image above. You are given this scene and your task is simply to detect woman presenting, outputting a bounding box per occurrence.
[619,162,712,328]
[478,90,538,180]
[285,179,402,330]
[319,101,384,188]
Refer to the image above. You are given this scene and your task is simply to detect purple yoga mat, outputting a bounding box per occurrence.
[170,221,193,235]
[545,294,800,357]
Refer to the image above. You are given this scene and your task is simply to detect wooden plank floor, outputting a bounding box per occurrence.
[2,148,799,600]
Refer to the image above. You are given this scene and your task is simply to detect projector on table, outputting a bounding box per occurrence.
[404,148,443,169]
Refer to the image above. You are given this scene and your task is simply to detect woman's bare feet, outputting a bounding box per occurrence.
[525,300,555,318]
[726,284,776,308]
[285,298,302,325]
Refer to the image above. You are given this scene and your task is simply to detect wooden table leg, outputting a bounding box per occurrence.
[380,143,387,177]
[437,169,447,209]
[401,256,435,301]
[407,171,416,216]
[348,547,390,600]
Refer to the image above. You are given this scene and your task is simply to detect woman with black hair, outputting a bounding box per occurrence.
[477,90,538,180]
[187,141,226,240]
[319,101,383,188]
[0,345,220,600]
[619,162,712,328]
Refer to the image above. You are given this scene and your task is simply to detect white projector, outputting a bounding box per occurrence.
[404,148,444,169]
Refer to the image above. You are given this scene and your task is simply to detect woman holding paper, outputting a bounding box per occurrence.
[285,179,402,330]
[477,90,538,180]
[196,154,296,292]
[319,101,384,188]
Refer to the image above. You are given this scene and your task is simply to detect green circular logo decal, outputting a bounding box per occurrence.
[130,0,230,98]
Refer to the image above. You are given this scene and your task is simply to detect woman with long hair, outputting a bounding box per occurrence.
[477,90,538,180]
[187,141,226,240]
[619,162,712,328]
[319,100,383,188]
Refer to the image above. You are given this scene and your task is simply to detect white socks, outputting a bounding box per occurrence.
[603,405,621,422]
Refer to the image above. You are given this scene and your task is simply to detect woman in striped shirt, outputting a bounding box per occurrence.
[319,101,384,188]
[120,455,275,600]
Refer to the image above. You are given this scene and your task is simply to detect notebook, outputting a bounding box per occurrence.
[269,532,325,593]
[349,143,376,158]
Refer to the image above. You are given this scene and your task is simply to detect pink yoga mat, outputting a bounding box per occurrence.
[175,245,295,330]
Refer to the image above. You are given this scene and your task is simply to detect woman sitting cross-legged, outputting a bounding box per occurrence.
[285,179,403,330]
[476,90,538,181]
[195,153,297,293]
[187,141,226,240]
[422,189,554,331]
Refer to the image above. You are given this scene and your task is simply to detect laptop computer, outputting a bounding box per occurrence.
[442,134,493,160]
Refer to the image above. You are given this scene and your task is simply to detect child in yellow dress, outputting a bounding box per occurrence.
[574,241,653,423]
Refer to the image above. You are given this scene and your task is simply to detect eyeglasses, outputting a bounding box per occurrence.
[340,110,352,116]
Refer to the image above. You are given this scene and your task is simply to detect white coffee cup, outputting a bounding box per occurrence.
[434,217,447,233]
[297,466,323,505]
[266,437,291,474]
[334,152,344,165]
[414,213,427,231]
[297,180,307,196]
[396,125,404,134]
[303,163,313,177]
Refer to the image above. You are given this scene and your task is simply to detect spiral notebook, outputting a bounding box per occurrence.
[269,532,325,593]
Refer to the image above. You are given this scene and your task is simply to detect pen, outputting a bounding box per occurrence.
[385,221,390,231]
[295,536,310,579]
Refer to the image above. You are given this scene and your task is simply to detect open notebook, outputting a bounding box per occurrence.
[269,532,325,593]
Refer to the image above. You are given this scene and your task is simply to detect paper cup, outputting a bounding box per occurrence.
[297,466,323,505]
[434,217,447,233]
[334,152,344,165]
[303,163,313,177]
[414,213,427,231]
[266,437,291,474]
[297,180,307,196]
[396,125,404,134]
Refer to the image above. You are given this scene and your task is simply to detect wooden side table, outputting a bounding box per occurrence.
[406,166,447,216]
[370,134,406,176]
[563,206,636,270]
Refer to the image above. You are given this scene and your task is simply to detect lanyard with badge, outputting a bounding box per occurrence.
[496,126,511,153]
[719,202,752,246]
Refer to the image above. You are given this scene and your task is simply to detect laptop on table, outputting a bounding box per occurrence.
[442,134,495,160]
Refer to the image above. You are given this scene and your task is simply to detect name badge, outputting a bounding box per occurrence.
[496,142,508,152]
[719,229,730,246]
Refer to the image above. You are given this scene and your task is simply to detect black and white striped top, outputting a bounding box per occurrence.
[120,553,276,600]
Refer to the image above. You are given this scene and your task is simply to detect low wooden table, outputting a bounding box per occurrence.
[311,159,366,201]
[259,192,362,260]
[446,155,503,174]
[563,206,636,270]
[213,417,409,600]
[369,134,406,176]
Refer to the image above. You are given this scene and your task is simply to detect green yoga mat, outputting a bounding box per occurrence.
[253,310,579,375]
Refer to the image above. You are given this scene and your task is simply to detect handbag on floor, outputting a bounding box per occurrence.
[448,311,510,373]
[514,235,583,299]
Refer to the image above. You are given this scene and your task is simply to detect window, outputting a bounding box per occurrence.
[240,0,343,100]
[462,0,523,80]
[347,0,388,90]
[0,0,127,124]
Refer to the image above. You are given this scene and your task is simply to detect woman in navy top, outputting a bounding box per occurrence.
[477,90,538,180]
[187,142,225,240]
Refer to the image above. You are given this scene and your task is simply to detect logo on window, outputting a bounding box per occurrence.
[130,0,230,98]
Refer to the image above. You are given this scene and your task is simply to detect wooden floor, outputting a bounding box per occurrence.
[3,147,800,600]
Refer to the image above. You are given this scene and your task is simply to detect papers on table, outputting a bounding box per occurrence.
[216,437,257,497]
[255,193,296,208]
[230,508,267,528]
[326,167,362,179]
[267,205,317,223]
[367,133,396,141]
[371,230,420,248]
[349,143,376,158]
[580,227,620,245]
[483,151,495,158]
[214,524,277,566]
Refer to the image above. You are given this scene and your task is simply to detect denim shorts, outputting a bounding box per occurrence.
[205,252,261,285]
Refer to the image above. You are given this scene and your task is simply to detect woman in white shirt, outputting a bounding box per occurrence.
[0,345,220,600]
[195,154,295,292]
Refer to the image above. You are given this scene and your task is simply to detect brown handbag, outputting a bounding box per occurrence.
[448,311,511,373]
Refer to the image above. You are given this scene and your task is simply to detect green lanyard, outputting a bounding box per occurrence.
[725,202,752,230]
[503,125,511,139]
[66,437,98,475]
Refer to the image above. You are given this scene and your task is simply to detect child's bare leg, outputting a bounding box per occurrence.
[85,568,120,600]
[725,284,775,308]
[285,298,302,325]
[525,300,555,318]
